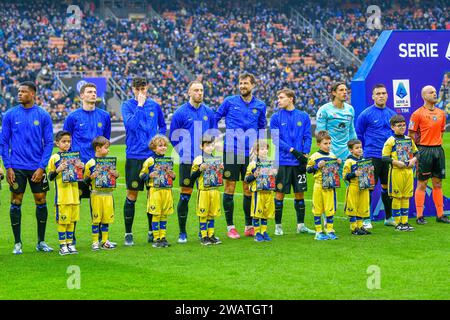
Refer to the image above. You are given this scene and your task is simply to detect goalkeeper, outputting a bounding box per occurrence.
[269,88,315,236]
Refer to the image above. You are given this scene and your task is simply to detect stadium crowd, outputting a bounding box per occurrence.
[0,0,448,122]
[296,0,450,61]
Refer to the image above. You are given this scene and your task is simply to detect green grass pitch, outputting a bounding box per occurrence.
[0,134,449,300]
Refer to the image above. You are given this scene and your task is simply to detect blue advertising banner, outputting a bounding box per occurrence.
[351,30,450,220]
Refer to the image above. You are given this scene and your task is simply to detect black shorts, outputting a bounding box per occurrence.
[10,169,49,194]
[371,157,389,186]
[125,159,146,191]
[275,166,307,194]
[417,146,446,180]
[78,180,91,199]
[223,152,250,181]
[179,163,194,188]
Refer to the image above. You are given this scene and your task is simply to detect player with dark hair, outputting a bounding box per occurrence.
[270,88,314,236]
[316,82,357,163]
[121,77,167,246]
[356,83,397,229]
[1,81,54,254]
[63,82,112,244]
[215,73,267,239]
[170,81,217,243]
[409,85,448,224]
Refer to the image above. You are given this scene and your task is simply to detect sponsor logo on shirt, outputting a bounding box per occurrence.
[150,112,154,117]
[34,120,40,126]
[97,122,103,128]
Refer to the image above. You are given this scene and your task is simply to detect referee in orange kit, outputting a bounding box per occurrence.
[408,85,449,224]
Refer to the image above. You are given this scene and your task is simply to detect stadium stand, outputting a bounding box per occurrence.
[0,0,447,122]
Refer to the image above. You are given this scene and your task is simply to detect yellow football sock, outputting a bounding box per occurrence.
[207,218,215,237]
[314,215,322,233]
[66,223,74,245]
[152,215,161,240]
[253,218,261,234]
[326,215,334,233]
[199,216,208,238]
[160,216,167,239]
[101,224,109,243]
[92,224,100,244]
[392,198,402,225]
[58,224,67,245]
[349,216,357,231]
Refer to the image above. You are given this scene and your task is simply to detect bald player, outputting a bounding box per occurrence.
[409,85,449,224]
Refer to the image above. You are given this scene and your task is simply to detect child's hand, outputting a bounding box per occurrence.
[337,159,342,165]
[271,168,278,176]
[111,170,119,178]
[355,169,362,177]
[394,160,406,169]
[219,164,224,170]
[150,171,158,178]
[75,160,84,168]
[318,160,326,168]
[408,158,417,168]
[169,170,176,179]
[200,163,208,172]
[91,171,99,179]
[56,161,68,173]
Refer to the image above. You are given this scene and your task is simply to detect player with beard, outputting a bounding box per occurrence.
[215,73,267,239]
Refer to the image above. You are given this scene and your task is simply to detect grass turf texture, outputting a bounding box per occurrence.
[0,134,449,300]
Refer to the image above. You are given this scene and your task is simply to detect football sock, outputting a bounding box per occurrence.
[401,208,409,224]
[223,193,234,226]
[160,216,167,239]
[147,213,153,232]
[177,193,191,234]
[207,219,215,237]
[294,199,306,224]
[381,188,392,219]
[432,188,444,218]
[252,218,261,235]
[152,215,161,240]
[349,216,357,231]
[261,219,268,234]
[58,224,67,245]
[199,216,208,238]
[36,204,48,242]
[392,198,402,225]
[326,215,334,233]
[243,195,252,226]
[92,224,100,243]
[66,223,74,245]
[101,224,109,243]
[356,216,363,229]
[10,203,22,243]
[274,199,283,224]
[314,215,322,233]
[414,189,425,218]
[124,197,136,233]
[72,222,77,245]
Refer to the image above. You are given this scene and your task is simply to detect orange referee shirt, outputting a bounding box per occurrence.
[409,106,446,146]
